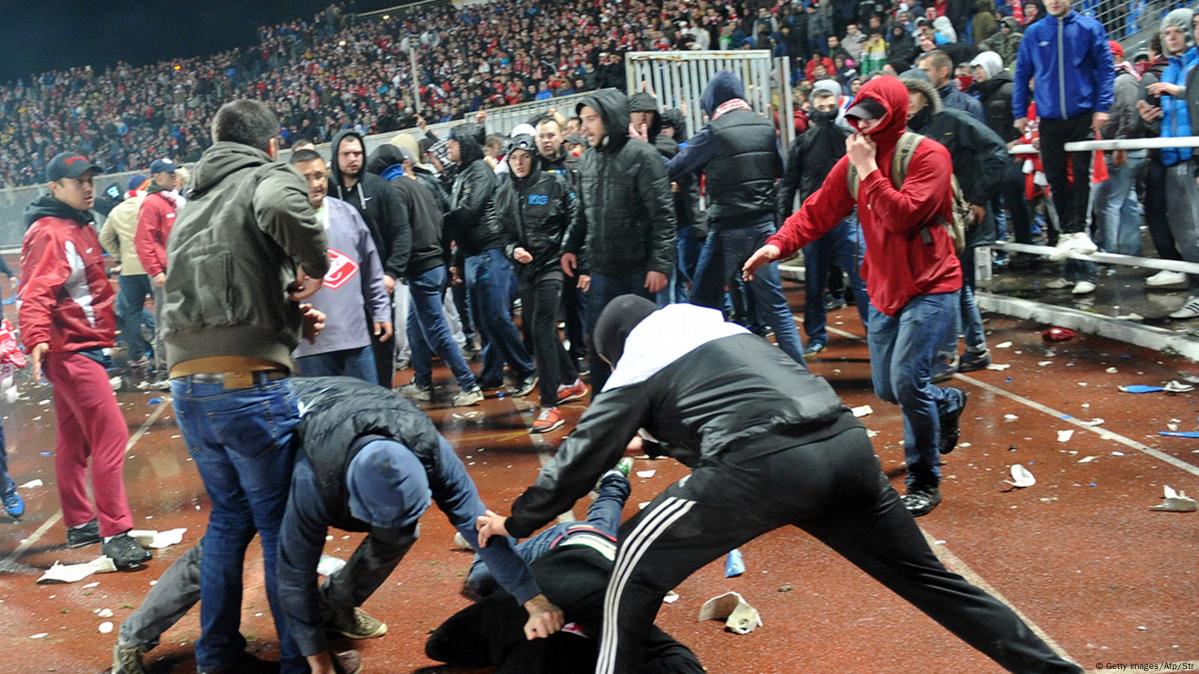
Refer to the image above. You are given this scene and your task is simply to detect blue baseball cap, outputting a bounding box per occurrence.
[149,158,177,174]
[127,174,148,192]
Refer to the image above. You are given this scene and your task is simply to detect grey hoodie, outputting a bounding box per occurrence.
[162,141,328,371]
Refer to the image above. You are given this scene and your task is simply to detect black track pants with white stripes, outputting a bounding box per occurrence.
[596,427,1083,674]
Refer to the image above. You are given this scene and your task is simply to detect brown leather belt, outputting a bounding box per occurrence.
[170,356,289,390]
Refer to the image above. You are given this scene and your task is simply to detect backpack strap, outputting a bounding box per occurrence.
[848,131,924,200]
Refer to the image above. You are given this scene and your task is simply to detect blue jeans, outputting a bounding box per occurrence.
[169,376,303,673]
[938,248,988,359]
[867,292,964,491]
[407,265,477,390]
[0,419,13,498]
[116,274,152,362]
[295,346,378,384]
[466,249,534,385]
[692,219,806,364]
[1097,150,1146,256]
[465,471,631,596]
[585,271,653,392]
[802,216,869,346]
[658,225,703,305]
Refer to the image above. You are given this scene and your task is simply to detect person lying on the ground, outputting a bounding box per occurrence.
[428,465,704,674]
[478,296,1084,674]
[111,376,562,674]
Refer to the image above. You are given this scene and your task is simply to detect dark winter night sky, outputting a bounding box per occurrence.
[0,0,408,84]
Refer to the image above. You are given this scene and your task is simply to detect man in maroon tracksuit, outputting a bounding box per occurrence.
[20,152,152,570]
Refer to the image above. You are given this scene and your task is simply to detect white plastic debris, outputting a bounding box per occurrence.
[1004,464,1036,489]
[995,341,1012,349]
[851,405,873,418]
[1057,430,1074,443]
[1003,414,1019,421]
[698,591,762,635]
[663,591,680,604]
[985,363,1011,371]
[29,633,47,640]
[129,528,187,550]
[636,470,656,479]
[1105,367,1118,374]
[98,621,113,634]
[1078,456,1098,464]
[81,582,99,589]
[318,554,347,577]
[1037,361,1053,367]
[18,479,43,489]
[96,608,113,618]
[1150,485,1197,512]
[37,556,118,584]
[1079,418,1105,427]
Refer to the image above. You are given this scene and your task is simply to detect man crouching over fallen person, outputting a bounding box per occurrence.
[110,376,562,674]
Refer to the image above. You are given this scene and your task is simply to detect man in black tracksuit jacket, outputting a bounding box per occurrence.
[496,134,584,431]
[446,126,536,394]
[366,144,481,399]
[478,296,1084,674]
[562,88,675,392]
[329,130,411,386]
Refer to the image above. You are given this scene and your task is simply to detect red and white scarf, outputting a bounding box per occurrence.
[712,97,752,120]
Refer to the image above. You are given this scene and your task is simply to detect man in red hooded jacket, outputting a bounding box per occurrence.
[19,152,152,569]
[744,76,966,517]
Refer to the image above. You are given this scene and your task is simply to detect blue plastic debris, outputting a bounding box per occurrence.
[148,397,162,405]
[39,451,53,457]
[725,549,745,578]
[1159,431,1199,438]
[1119,385,1164,394]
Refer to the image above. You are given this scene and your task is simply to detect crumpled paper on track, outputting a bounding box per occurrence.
[698,591,762,635]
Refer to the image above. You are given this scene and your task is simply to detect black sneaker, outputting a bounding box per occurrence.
[102,533,153,570]
[901,487,942,517]
[511,374,538,398]
[958,350,991,373]
[939,387,968,455]
[66,520,101,548]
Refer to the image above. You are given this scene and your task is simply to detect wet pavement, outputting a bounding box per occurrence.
[0,288,1197,674]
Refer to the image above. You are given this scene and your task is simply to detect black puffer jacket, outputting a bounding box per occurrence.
[445,129,504,257]
[367,144,447,278]
[971,71,1018,143]
[495,152,577,282]
[778,108,847,222]
[565,89,676,277]
[906,77,1009,247]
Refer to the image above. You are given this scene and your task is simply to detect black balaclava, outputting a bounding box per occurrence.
[594,295,659,367]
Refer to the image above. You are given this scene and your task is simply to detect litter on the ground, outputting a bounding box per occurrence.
[96,608,113,618]
[18,479,43,489]
[1105,367,1118,374]
[1159,431,1199,439]
[1078,456,1098,464]
[29,633,47,639]
[98,621,113,634]
[725,549,745,577]
[1057,430,1074,443]
[1163,380,1195,393]
[37,556,118,584]
[452,532,471,549]
[636,470,656,479]
[985,363,1011,371]
[1079,418,1105,426]
[128,528,187,549]
[663,591,680,604]
[1150,485,1197,513]
[851,405,873,418]
[995,341,1012,349]
[317,554,347,577]
[1004,414,1019,421]
[1037,361,1052,367]
[1120,384,1165,394]
[1004,464,1036,489]
[698,591,762,635]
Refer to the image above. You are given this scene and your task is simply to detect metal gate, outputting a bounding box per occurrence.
[624,50,794,149]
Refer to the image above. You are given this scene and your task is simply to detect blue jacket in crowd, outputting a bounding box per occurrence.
[1158,45,1199,167]
[1012,11,1115,121]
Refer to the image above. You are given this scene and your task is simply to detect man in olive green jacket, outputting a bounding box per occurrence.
[161,99,344,674]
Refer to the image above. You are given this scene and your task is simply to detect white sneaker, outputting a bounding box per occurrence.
[1169,297,1199,320]
[1044,278,1072,290]
[1146,270,1187,287]
[1071,280,1096,295]
[1049,232,1098,261]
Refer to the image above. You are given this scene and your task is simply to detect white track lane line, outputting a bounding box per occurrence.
[2,402,168,568]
